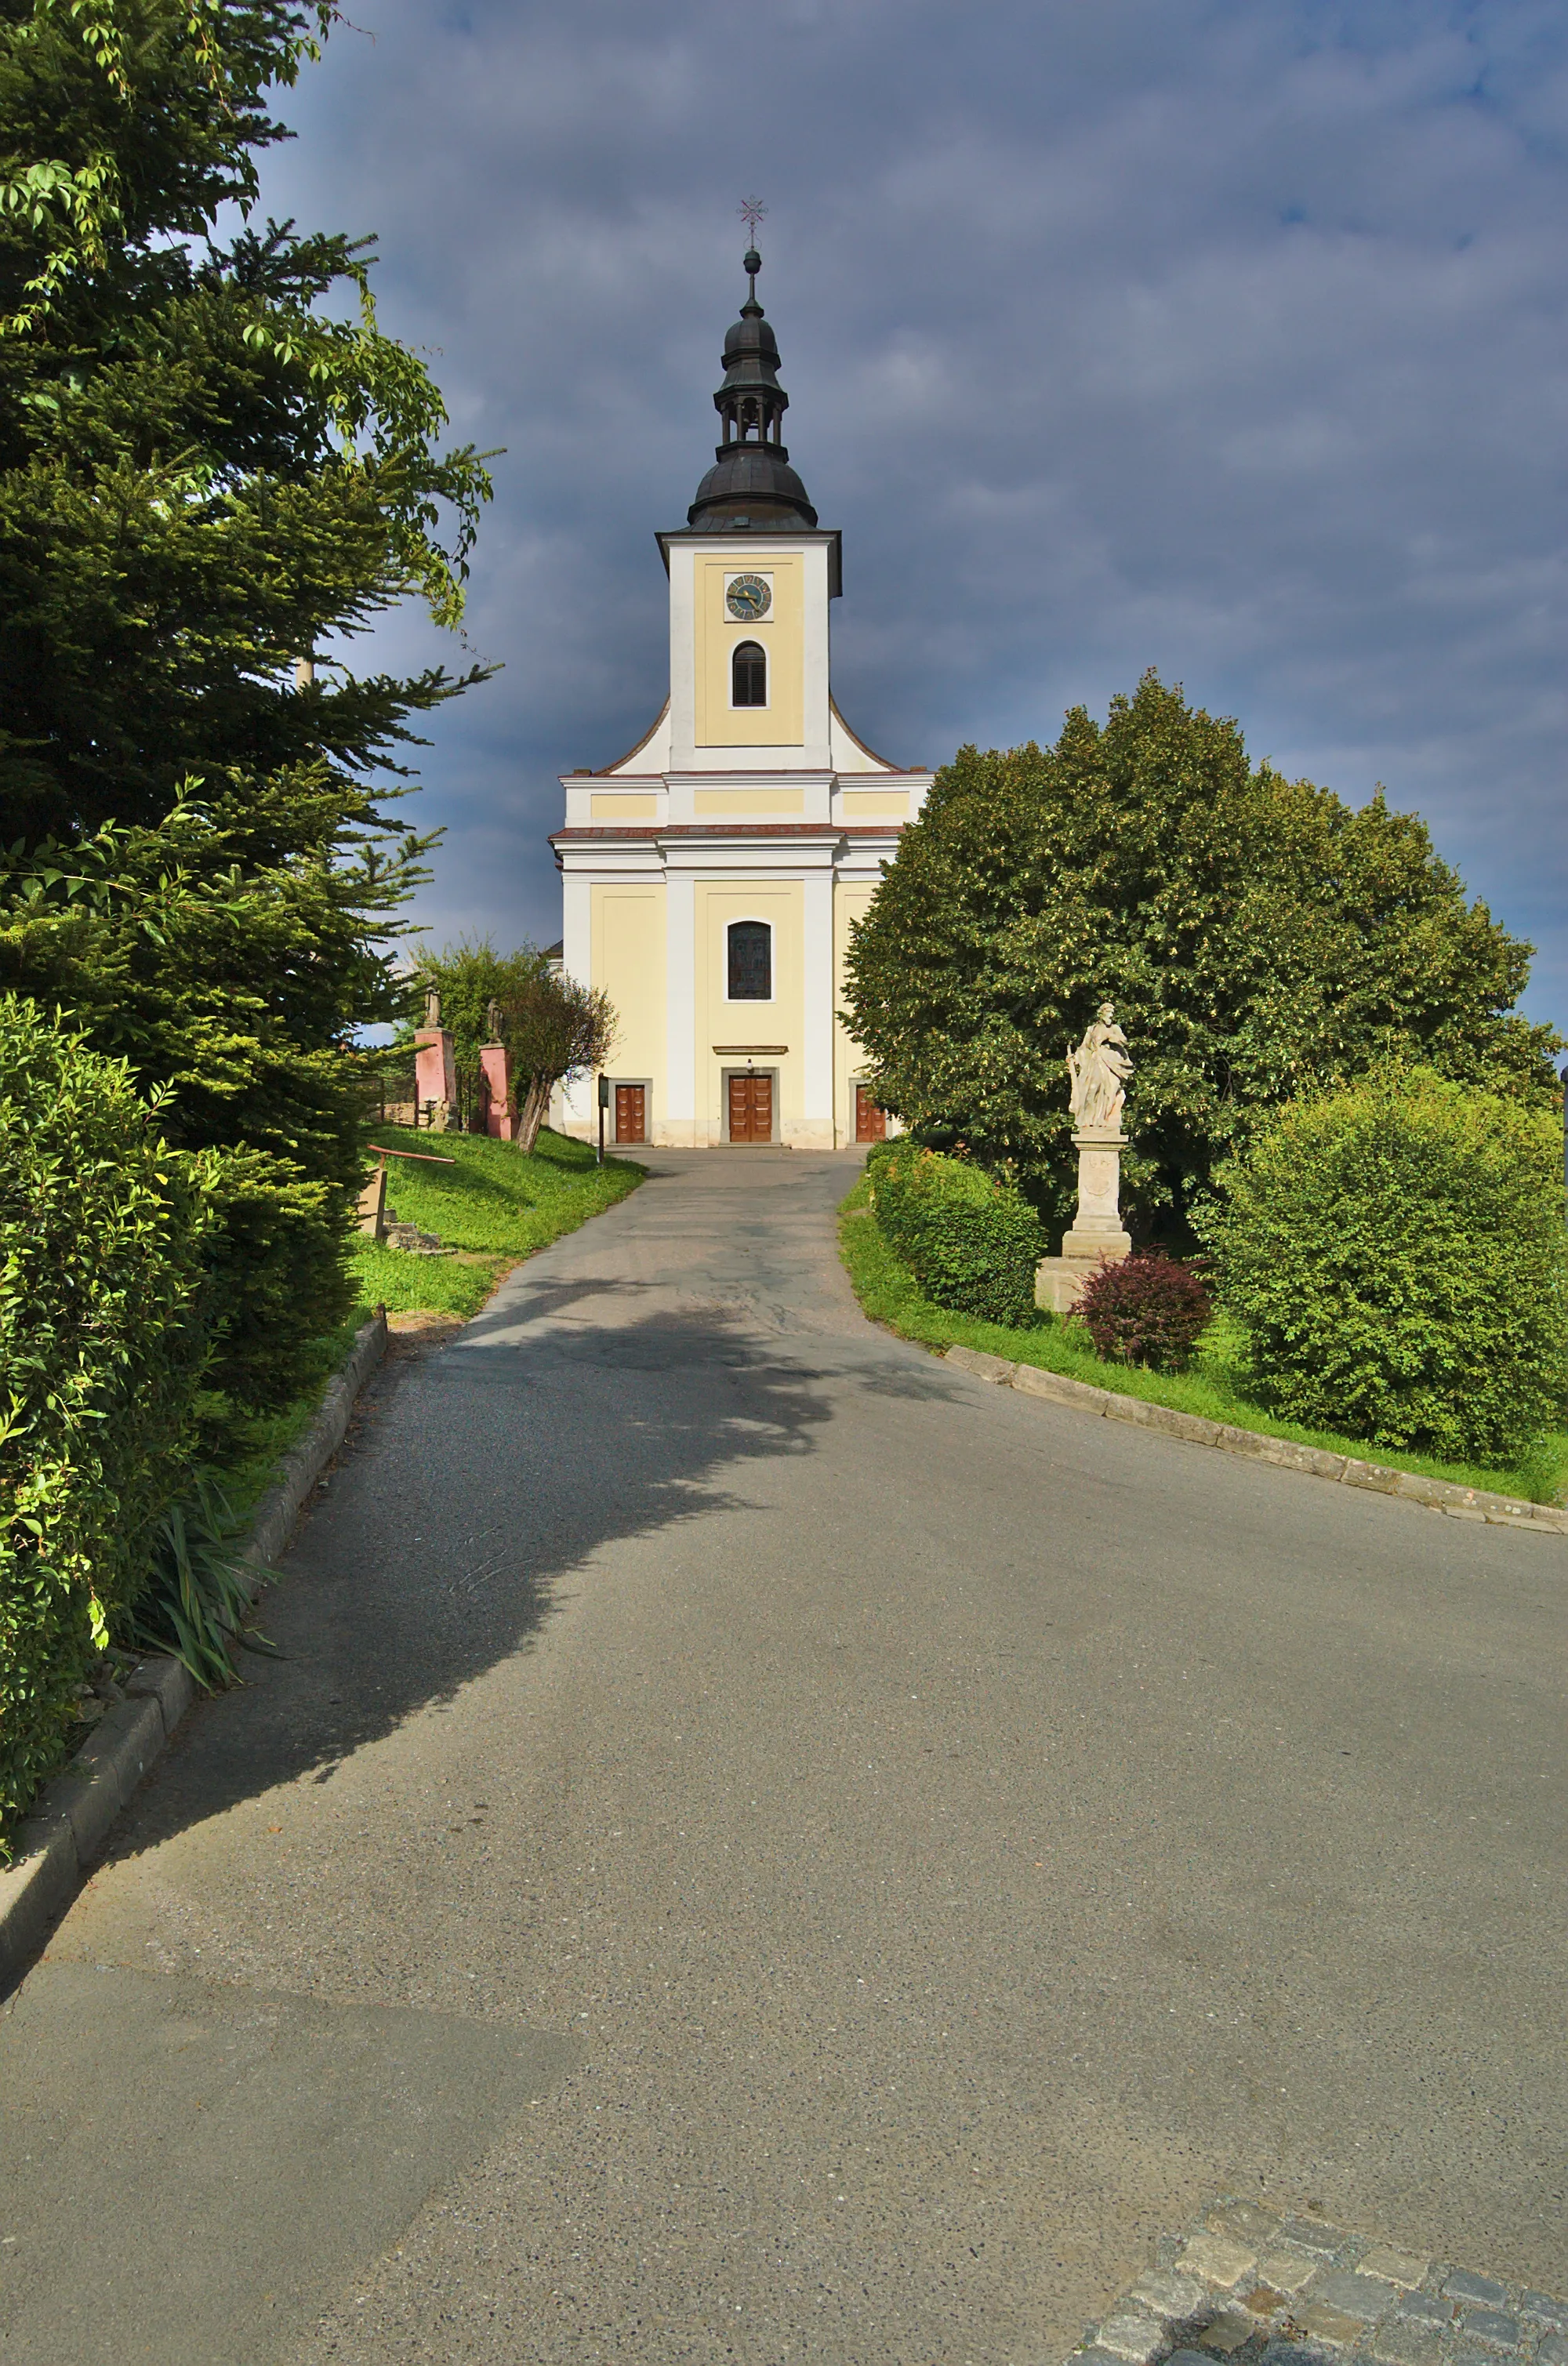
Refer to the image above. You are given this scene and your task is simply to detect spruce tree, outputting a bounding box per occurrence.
[0,1,494,1425]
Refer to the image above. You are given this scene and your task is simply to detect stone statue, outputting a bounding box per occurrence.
[485,997,503,1040]
[1065,1003,1132,1132]
[424,986,441,1029]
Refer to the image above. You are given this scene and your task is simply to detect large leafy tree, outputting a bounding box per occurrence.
[843,672,1559,1244]
[0,0,493,1425]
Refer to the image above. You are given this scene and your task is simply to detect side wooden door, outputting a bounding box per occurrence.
[854,1086,887,1143]
[614,1084,646,1144]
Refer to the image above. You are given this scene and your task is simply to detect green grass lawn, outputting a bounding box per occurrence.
[839,1176,1568,1506]
[350,1123,642,1321]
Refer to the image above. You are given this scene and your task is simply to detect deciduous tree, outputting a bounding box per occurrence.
[843,673,1559,1243]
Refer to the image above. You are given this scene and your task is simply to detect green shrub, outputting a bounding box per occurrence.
[0,997,209,1840]
[868,1139,1044,1326]
[1203,1066,1568,1461]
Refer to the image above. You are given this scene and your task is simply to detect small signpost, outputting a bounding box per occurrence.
[597,1072,609,1165]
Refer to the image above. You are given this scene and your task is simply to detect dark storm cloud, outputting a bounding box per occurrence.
[258,0,1568,1018]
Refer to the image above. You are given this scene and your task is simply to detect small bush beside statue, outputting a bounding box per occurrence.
[1074,1251,1212,1374]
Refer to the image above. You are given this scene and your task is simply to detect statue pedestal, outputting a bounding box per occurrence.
[1035,1124,1131,1314]
[480,1041,515,1140]
[414,1025,457,1130]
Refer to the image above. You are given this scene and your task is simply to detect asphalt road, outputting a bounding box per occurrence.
[3,1149,1564,2365]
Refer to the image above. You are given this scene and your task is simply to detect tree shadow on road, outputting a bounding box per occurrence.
[103,1291,935,1857]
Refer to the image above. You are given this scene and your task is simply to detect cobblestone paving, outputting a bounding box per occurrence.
[1069,2198,1566,2366]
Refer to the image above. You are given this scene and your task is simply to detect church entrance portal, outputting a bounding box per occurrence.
[727,1072,775,1144]
[854,1086,886,1144]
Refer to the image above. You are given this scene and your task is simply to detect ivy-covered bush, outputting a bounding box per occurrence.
[1076,1250,1211,1371]
[1203,1066,1568,1461]
[0,997,209,1842]
[868,1140,1044,1326]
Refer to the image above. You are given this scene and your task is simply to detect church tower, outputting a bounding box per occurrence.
[552,241,931,1149]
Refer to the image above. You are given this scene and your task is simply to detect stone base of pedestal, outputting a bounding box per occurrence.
[1060,1225,1131,1261]
[1035,1237,1131,1315]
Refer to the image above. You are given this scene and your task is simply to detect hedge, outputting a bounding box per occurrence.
[0,996,209,1839]
[1203,1065,1568,1462]
[867,1139,1044,1326]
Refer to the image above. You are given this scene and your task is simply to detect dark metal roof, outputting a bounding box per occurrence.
[687,247,818,532]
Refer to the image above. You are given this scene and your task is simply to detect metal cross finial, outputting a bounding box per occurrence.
[739,195,767,241]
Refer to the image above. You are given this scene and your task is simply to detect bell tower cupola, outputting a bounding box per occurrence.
[688,245,818,532]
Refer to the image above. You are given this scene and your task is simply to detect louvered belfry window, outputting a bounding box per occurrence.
[731,640,767,706]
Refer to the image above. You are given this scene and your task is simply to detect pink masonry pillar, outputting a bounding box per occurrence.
[480,1042,515,1139]
[413,1026,457,1130]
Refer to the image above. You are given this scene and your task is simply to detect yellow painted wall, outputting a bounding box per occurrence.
[590,793,658,818]
[833,879,878,1140]
[695,880,803,1133]
[695,553,804,747]
[840,791,909,820]
[592,883,666,1109]
[692,789,804,817]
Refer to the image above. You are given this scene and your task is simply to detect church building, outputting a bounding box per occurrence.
[552,243,931,1149]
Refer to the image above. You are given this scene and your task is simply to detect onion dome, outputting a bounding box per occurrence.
[688,246,818,532]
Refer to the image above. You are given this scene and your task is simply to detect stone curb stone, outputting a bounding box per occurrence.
[943,1343,1018,1385]
[125,1652,197,1735]
[1106,1394,1225,1448]
[1011,1362,1111,1413]
[0,1308,388,1994]
[46,1696,165,1862]
[243,1308,390,1580]
[940,1348,1567,1539]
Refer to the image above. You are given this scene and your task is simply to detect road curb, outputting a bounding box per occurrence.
[943,1342,1568,1537]
[0,1308,389,1994]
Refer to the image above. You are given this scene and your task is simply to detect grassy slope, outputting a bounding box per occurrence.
[350,1124,642,1320]
[838,1177,1568,1505]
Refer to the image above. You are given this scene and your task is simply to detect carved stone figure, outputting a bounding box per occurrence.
[485,997,503,1040]
[424,986,441,1029]
[1065,1002,1132,1133]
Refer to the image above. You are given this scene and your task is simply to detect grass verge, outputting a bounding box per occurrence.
[839,1177,1568,1505]
[350,1124,642,1323]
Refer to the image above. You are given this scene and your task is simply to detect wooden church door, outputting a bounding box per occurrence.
[728,1072,773,1143]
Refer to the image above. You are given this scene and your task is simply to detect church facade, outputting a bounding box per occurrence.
[552,245,931,1149]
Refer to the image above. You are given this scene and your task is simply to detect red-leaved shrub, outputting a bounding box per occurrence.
[1074,1250,1211,1371]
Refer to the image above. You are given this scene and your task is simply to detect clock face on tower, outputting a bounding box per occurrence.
[725,572,771,622]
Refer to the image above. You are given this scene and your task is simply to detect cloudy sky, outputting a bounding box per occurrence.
[258,0,1568,1025]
